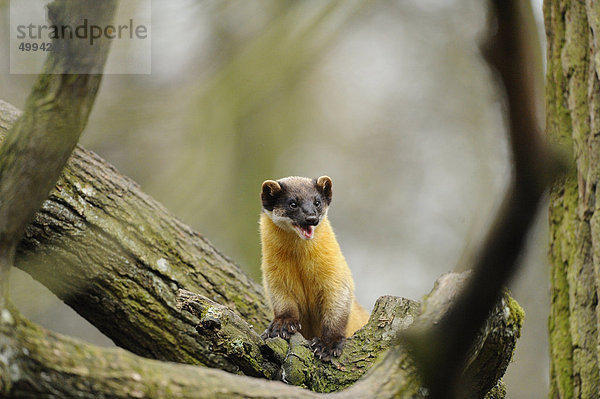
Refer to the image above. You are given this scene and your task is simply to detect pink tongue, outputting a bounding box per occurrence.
[302,226,314,239]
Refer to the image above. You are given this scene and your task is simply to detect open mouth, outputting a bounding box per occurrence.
[293,224,315,240]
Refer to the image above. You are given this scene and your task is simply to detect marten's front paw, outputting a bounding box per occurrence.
[310,336,346,361]
[261,317,301,340]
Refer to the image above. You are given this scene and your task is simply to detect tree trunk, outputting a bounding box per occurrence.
[546,1,600,397]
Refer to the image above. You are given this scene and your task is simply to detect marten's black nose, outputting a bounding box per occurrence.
[306,215,319,226]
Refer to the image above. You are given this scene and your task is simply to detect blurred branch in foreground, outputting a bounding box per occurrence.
[404,1,564,398]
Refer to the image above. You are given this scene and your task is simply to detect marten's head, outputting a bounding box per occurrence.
[261,176,333,240]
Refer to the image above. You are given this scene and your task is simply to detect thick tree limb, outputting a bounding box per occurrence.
[177,289,281,379]
[0,269,521,398]
[1,306,317,399]
[0,100,271,372]
[178,289,421,392]
[178,274,521,396]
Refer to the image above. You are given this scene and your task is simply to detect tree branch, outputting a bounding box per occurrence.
[1,306,318,399]
[403,1,559,397]
[178,272,521,396]
[0,98,271,371]
[1,270,520,398]
[177,289,422,392]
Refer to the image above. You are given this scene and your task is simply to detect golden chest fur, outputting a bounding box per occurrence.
[260,213,368,338]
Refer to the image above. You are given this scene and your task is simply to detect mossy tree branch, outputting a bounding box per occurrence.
[178,274,521,396]
[0,268,520,398]
[0,99,270,371]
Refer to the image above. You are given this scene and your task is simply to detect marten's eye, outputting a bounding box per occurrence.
[314,199,321,208]
[289,201,298,209]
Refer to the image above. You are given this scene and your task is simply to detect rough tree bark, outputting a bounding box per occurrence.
[546,1,600,398]
[0,0,538,398]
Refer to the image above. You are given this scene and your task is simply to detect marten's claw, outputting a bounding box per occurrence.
[310,336,346,361]
[261,317,301,340]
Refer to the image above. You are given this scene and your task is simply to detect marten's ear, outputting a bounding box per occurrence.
[316,176,332,205]
[261,180,282,211]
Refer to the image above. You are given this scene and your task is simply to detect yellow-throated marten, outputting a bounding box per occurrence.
[259,175,369,360]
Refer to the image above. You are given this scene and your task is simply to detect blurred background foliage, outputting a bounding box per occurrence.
[1,0,547,397]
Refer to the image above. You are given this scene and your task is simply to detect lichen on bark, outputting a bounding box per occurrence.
[546,0,600,397]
